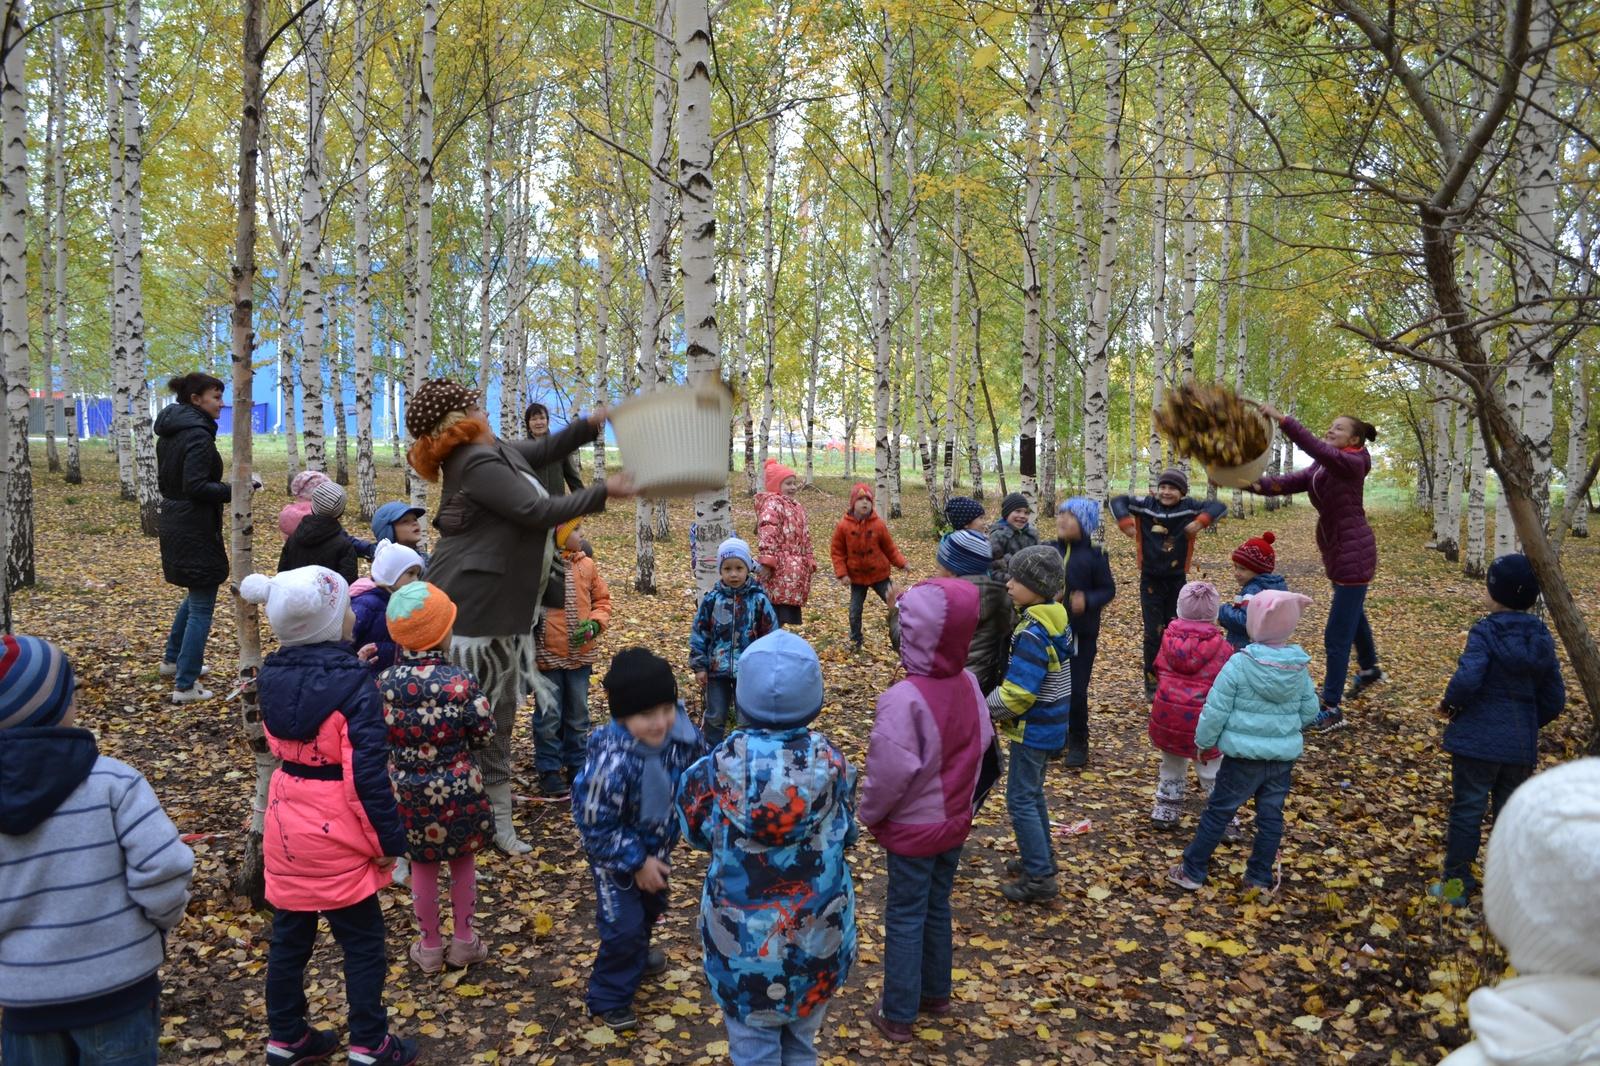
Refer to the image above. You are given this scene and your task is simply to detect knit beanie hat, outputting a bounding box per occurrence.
[945,496,985,531]
[1000,492,1031,520]
[735,630,825,729]
[1009,544,1064,600]
[717,537,755,571]
[290,469,331,501]
[240,566,350,647]
[603,647,679,719]
[1056,496,1101,539]
[763,458,799,494]
[1157,467,1190,495]
[1483,757,1600,977]
[1245,589,1313,647]
[385,580,457,652]
[1487,553,1540,611]
[937,529,992,577]
[310,481,347,519]
[405,378,479,439]
[1177,581,1222,622]
[849,483,875,512]
[371,539,425,588]
[0,635,77,731]
[555,518,583,550]
[1232,531,1277,574]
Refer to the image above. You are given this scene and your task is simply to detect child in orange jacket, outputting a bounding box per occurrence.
[831,483,910,651]
[534,518,613,798]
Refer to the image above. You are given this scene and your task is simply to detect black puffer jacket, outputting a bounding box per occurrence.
[278,514,359,583]
[155,402,231,589]
[954,571,1015,693]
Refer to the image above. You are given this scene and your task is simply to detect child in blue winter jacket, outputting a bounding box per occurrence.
[1433,554,1565,903]
[689,538,779,747]
[1168,589,1320,898]
[677,630,858,1066]
[1218,532,1288,650]
[573,648,705,1033]
[351,540,425,672]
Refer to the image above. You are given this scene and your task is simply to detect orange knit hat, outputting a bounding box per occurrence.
[385,581,458,651]
[555,517,582,550]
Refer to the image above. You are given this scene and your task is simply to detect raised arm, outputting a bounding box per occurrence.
[1277,416,1369,478]
[459,449,610,530]
[507,416,600,470]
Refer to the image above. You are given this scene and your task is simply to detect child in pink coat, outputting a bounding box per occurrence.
[1148,582,1235,831]
[241,566,419,1066]
[755,458,817,626]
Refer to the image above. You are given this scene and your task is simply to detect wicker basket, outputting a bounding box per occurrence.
[610,383,732,497]
[1205,438,1272,489]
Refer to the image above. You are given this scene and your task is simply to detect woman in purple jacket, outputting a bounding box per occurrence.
[1248,406,1383,732]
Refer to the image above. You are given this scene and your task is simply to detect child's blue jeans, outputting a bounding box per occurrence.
[533,665,593,774]
[703,675,735,747]
[587,866,668,1014]
[1,998,159,1066]
[1181,756,1293,887]
[723,1004,829,1066]
[1005,742,1056,879]
[266,896,388,1047]
[1444,754,1532,896]
[880,846,961,1023]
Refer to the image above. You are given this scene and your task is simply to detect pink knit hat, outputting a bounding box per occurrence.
[1245,589,1314,647]
[1176,581,1221,621]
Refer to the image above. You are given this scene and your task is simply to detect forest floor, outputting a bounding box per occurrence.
[16,444,1600,1065]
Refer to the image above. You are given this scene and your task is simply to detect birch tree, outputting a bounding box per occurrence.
[1147,23,1170,486]
[1567,359,1591,538]
[122,0,160,536]
[298,0,329,472]
[635,0,674,594]
[352,0,377,520]
[1017,0,1045,509]
[104,4,133,499]
[1,0,32,586]
[260,109,298,489]
[411,0,437,517]
[1081,8,1123,503]
[51,3,77,485]
[678,0,730,594]
[871,13,895,505]
[941,80,964,505]
[41,5,59,476]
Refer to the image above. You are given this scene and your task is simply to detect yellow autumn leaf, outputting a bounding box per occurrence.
[1086,885,1112,901]
[1291,1015,1324,1033]
[1036,1023,1050,1040]
[454,983,486,998]
[1215,939,1249,957]
[582,1026,618,1046]
[707,1041,730,1056]
[1184,930,1215,948]
[916,1027,943,1041]
[971,43,1001,70]
[1113,939,1139,953]
[533,911,554,935]
[1158,1033,1184,1050]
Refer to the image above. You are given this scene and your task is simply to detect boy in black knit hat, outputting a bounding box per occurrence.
[1110,468,1227,699]
[572,648,706,1032]
[987,493,1041,580]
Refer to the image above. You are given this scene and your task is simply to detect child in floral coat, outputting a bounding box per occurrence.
[677,630,857,1066]
[1148,582,1236,832]
[755,459,817,626]
[378,581,495,974]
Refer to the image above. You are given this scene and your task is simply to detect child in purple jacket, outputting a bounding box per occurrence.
[860,579,995,1043]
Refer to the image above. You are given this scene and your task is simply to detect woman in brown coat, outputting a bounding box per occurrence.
[407,379,634,853]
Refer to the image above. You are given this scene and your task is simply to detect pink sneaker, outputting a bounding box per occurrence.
[446,933,488,968]
[408,939,444,973]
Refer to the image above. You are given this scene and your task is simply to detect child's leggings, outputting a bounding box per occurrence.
[410,854,478,948]
[1153,751,1221,823]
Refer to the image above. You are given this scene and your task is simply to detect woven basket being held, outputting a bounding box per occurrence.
[610,382,733,497]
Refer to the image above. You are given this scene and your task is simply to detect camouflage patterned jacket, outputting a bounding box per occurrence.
[676,727,858,1026]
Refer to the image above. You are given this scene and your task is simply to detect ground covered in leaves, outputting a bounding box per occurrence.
[18,446,1599,1064]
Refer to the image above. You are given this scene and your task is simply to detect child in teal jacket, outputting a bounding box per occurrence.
[1167,590,1320,896]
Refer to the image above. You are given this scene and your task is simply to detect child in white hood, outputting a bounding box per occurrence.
[1440,756,1600,1066]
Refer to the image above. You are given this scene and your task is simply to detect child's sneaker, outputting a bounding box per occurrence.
[1309,705,1345,733]
[643,947,668,977]
[171,683,215,704]
[594,1006,638,1031]
[869,1006,914,1043]
[1000,875,1058,903]
[1222,816,1246,843]
[160,661,211,678]
[348,1036,418,1066]
[408,938,445,973]
[1165,864,1203,891]
[266,1028,339,1065]
[1345,667,1387,701]
[538,771,571,800]
[445,933,488,968]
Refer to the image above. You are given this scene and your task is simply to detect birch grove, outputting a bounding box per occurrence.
[2,0,32,587]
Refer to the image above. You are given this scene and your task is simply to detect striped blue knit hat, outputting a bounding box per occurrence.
[0,635,77,730]
[1057,496,1101,539]
[937,529,993,577]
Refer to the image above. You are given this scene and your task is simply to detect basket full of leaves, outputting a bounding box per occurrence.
[1153,383,1273,489]
[609,381,734,497]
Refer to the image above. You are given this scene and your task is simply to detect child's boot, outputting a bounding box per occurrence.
[1151,779,1184,829]
[445,933,489,968]
[1000,874,1059,903]
[266,1028,339,1065]
[348,1035,419,1066]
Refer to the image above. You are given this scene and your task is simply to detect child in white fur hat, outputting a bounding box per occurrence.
[1440,757,1600,1065]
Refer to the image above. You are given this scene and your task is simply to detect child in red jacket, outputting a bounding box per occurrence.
[1148,581,1238,838]
[831,483,910,651]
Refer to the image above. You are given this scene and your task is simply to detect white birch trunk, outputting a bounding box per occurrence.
[42,6,58,476]
[122,0,159,536]
[411,0,437,518]
[1,0,33,585]
[352,0,376,520]
[329,310,348,484]
[1468,229,1494,572]
[943,89,964,504]
[905,107,938,524]
[51,6,77,485]
[1081,10,1122,504]
[1567,359,1590,537]
[1177,71,1199,382]
[594,199,612,481]
[298,0,328,472]
[635,0,674,593]
[1229,187,1251,517]
[804,206,822,486]
[1018,0,1044,509]
[259,110,298,488]
[104,4,132,499]
[477,103,496,399]
[1041,68,1064,511]
[758,118,779,478]
[678,0,728,594]
[735,178,754,494]
[1148,27,1169,487]
[965,263,982,501]
[872,13,895,506]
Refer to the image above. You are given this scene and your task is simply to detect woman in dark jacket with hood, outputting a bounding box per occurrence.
[155,372,235,703]
[1248,405,1383,732]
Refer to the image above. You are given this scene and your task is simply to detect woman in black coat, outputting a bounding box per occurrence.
[155,372,232,703]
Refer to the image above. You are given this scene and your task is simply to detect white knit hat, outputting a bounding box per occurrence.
[371,539,424,588]
[1483,757,1600,977]
[310,481,347,518]
[240,566,350,647]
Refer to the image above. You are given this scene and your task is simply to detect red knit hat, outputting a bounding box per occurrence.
[1231,531,1277,575]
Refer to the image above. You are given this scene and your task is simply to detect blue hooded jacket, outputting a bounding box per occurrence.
[1218,572,1288,649]
[1442,611,1565,765]
[571,705,705,873]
